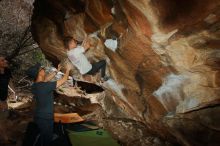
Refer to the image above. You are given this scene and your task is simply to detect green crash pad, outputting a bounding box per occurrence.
[67,129,120,146]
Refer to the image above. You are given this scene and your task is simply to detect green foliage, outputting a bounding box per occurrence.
[32,50,47,65]
[32,50,45,63]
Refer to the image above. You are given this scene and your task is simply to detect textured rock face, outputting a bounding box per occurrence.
[31,0,220,145]
[0,0,47,75]
[0,0,34,54]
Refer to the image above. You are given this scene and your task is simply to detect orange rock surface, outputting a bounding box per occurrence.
[31,0,220,145]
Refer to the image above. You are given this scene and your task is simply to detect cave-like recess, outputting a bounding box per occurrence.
[31,0,220,145]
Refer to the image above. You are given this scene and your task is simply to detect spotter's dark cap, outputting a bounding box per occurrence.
[26,63,42,80]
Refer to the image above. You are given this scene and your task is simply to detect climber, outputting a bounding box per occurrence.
[64,36,109,82]
[26,63,71,146]
[0,55,12,111]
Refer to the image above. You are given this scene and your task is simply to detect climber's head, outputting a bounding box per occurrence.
[64,36,77,50]
[0,55,9,69]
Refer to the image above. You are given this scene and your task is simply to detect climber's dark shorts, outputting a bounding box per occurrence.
[86,60,106,77]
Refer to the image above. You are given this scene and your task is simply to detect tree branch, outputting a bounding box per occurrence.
[6,26,32,61]
[18,47,39,56]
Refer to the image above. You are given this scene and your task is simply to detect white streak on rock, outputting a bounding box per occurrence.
[104,39,118,52]
[176,98,199,113]
[111,7,116,15]
[103,79,127,102]
[153,74,189,111]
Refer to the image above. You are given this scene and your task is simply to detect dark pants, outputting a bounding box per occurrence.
[86,60,106,77]
[34,117,53,146]
[0,90,8,101]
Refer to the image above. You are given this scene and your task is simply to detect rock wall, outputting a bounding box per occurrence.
[0,0,49,76]
[31,0,220,145]
[0,0,34,55]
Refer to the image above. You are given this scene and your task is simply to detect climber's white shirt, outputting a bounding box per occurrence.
[67,46,92,75]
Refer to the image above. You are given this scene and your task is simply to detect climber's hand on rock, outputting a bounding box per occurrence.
[57,63,62,71]
[82,38,90,50]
